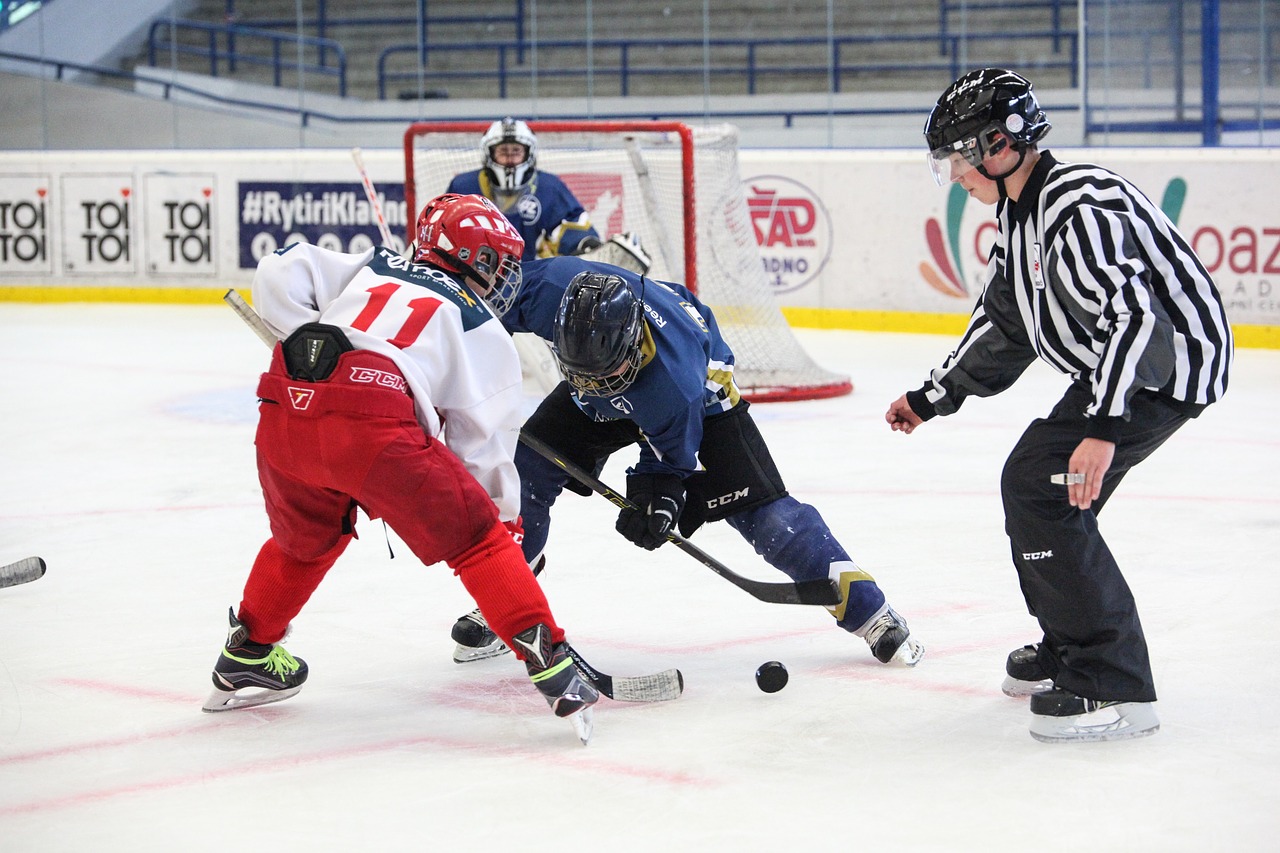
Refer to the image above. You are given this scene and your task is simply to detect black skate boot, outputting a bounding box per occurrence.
[202,607,308,712]
[511,623,599,745]
[1028,687,1160,743]
[449,557,544,663]
[450,607,510,663]
[1002,644,1053,697]
[861,605,924,666]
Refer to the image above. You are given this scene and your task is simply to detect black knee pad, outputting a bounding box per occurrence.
[681,401,787,536]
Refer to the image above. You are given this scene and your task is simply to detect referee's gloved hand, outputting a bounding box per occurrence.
[617,473,685,550]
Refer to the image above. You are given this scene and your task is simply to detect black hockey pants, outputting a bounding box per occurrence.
[1001,382,1197,704]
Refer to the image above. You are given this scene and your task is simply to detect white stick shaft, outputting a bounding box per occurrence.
[351,147,395,247]
[0,556,46,589]
[223,289,276,348]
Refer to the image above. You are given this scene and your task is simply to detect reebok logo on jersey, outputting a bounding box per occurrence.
[1022,550,1054,561]
[348,365,408,393]
[288,387,315,410]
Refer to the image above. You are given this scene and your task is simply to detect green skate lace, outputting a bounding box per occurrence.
[225,644,301,681]
[529,657,574,685]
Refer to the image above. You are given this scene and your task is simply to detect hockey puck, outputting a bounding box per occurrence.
[755,661,788,693]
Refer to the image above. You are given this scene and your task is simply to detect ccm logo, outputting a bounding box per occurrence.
[704,487,749,509]
[349,365,407,393]
[1022,550,1054,561]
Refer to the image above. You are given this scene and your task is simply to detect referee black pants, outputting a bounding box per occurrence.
[1001,382,1195,703]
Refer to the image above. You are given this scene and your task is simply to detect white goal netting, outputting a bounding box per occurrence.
[404,120,850,402]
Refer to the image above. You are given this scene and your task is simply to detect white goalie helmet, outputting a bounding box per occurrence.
[481,117,538,193]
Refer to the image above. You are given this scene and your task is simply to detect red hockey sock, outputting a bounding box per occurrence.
[238,536,349,644]
[450,521,562,657]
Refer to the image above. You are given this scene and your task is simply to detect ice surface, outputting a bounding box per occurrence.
[2,304,1277,851]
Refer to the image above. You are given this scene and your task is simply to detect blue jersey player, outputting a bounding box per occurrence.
[446,118,601,260]
[450,255,925,669]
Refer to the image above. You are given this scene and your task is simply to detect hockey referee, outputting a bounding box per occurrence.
[886,68,1232,743]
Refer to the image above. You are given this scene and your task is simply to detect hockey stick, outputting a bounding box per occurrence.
[220,295,681,699]
[0,556,46,589]
[518,430,842,606]
[223,289,276,347]
[351,146,396,248]
[566,645,683,703]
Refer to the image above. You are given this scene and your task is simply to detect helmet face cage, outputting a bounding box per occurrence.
[481,117,538,193]
[412,193,525,310]
[924,68,1050,186]
[553,272,645,397]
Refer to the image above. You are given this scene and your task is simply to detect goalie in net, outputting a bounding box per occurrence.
[405,120,851,403]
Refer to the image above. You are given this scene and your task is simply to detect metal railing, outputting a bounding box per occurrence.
[147,18,348,97]
[939,0,1070,54]
[219,0,528,63]
[377,31,1079,100]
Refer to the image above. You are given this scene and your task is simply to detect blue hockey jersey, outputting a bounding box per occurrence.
[446,171,599,260]
[510,256,740,477]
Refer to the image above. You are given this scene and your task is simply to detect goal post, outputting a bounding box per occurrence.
[403,119,851,402]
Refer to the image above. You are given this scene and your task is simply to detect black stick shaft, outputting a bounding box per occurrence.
[518,430,840,606]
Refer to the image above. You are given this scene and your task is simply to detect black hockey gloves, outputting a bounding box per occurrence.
[617,473,685,550]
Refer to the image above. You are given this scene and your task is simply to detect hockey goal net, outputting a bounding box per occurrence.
[403,120,851,402]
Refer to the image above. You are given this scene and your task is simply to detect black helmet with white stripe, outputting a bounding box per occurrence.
[553,271,645,397]
[924,68,1050,185]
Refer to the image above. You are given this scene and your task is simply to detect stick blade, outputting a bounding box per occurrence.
[0,556,46,589]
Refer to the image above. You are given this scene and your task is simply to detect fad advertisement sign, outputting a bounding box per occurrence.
[744,175,832,294]
[60,174,136,276]
[0,176,53,275]
[236,181,409,267]
[143,174,217,277]
[743,148,1280,326]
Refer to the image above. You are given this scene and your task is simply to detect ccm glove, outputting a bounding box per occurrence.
[616,473,685,550]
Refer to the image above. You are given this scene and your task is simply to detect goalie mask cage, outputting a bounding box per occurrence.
[403,120,851,402]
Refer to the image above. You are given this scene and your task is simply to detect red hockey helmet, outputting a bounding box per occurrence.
[412,193,525,314]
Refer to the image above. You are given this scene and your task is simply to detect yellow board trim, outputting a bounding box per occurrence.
[0,289,1275,349]
[781,306,1280,350]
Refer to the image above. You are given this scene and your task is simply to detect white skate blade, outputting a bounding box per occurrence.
[451,639,511,664]
[202,684,303,713]
[890,638,925,667]
[1029,702,1160,743]
[569,706,594,746]
[1002,675,1053,698]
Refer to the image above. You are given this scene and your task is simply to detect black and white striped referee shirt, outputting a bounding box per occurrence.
[910,151,1233,440]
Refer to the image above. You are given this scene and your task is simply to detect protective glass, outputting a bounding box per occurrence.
[927,133,986,186]
[926,122,1005,186]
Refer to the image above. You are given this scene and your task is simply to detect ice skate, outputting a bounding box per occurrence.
[202,607,308,712]
[860,605,924,666]
[1028,687,1160,743]
[450,607,510,663]
[1002,644,1054,697]
[511,623,599,745]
